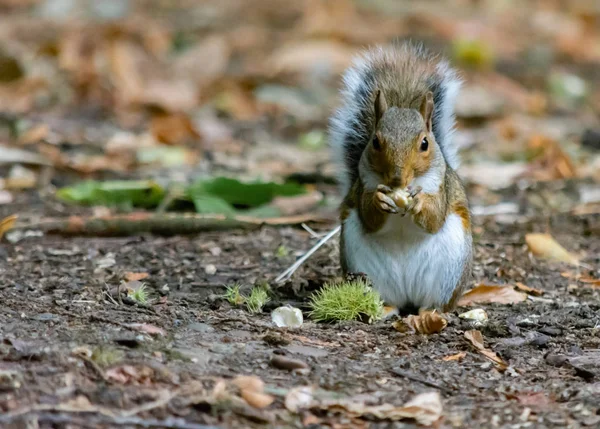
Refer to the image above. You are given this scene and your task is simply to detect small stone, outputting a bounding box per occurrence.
[204,264,217,275]
[545,353,568,367]
[188,322,215,334]
[539,327,562,337]
[270,355,309,371]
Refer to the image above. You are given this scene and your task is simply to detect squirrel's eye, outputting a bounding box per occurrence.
[420,137,429,152]
[372,136,381,151]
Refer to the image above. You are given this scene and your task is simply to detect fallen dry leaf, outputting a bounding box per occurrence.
[579,277,600,287]
[231,375,274,409]
[516,392,552,410]
[0,214,17,240]
[285,386,314,413]
[527,135,576,181]
[464,330,508,371]
[317,391,443,425]
[150,113,201,145]
[270,40,354,76]
[19,124,49,145]
[442,352,467,362]
[563,272,600,287]
[232,375,264,393]
[126,323,166,337]
[403,311,448,335]
[525,233,579,266]
[464,329,485,350]
[271,191,323,216]
[515,282,544,296]
[106,365,154,385]
[240,389,274,409]
[124,272,150,282]
[458,284,527,306]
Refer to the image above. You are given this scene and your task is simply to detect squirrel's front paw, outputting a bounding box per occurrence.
[403,186,423,215]
[375,185,399,214]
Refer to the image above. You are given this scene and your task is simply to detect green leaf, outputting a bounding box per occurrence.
[241,205,282,218]
[190,193,236,215]
[187,177,305,209]
[57,180,165,208]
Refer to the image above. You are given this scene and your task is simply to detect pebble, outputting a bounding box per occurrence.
[270,355,309,371]
[204,264,217,275]
[187,322,215,334]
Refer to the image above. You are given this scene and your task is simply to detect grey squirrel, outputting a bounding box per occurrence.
[329,42,472,313]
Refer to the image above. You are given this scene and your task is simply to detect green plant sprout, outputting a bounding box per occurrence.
[224,284,244,306]
[128,283,149,304]
[246,286,270,314]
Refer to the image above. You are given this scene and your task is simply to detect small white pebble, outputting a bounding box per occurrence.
[204,264,217,275]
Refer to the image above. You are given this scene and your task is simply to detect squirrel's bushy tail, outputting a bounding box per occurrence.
[329,42,462,195]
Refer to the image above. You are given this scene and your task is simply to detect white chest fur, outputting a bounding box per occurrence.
[342,209,469,309]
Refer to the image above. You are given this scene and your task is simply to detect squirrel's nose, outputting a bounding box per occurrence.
[388,174,403,188]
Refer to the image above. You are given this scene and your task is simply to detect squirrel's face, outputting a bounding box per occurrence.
[365,107,436,188]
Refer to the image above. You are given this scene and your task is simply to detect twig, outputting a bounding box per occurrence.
[301,223,324,238]
[1,412,219,429]
[390,368,454,395]
[275,225,341,283]
[74,354,107,381]
[9,212,330,237]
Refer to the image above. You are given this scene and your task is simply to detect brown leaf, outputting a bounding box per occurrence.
[442,352,467,362]
[270,41,354,76]
[232,375,264,393]
[464,330,508,371]
[271,191,323,216]
[562,271,600,287]
[517,392,552,410]
[527,135,576,181]
[174,35,230,89]
[525,233,579,265]
[458,284,527,306]
[0,214,17,240]
[464,330,485,350]
[240,390,274,409]
[579,277,600,287]
[317,391,443,425]
[515,282,544,296]
[395,311,448,335]
[106,365,154,385]
[19,124,49,145]
[126,323,166,337]
[124,272,149,282]
[150,113,201,145]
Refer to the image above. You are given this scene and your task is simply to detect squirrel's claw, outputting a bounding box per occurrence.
[407,185,423,198]
[375,190,399,214]
[377,184,394,194]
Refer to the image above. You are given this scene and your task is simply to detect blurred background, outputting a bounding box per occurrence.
[0,0,599,222]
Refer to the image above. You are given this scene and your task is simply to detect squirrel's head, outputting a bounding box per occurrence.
[362,90,441,189]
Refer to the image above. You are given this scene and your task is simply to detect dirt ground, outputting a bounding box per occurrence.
[1,0,600,428]
[1,195,600,428]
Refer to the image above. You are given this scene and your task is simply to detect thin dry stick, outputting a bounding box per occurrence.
[8,212,328,237]
[275,225,341,283]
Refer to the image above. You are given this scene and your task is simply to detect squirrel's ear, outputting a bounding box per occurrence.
[374,89,388,126]
[420,91,434,132]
